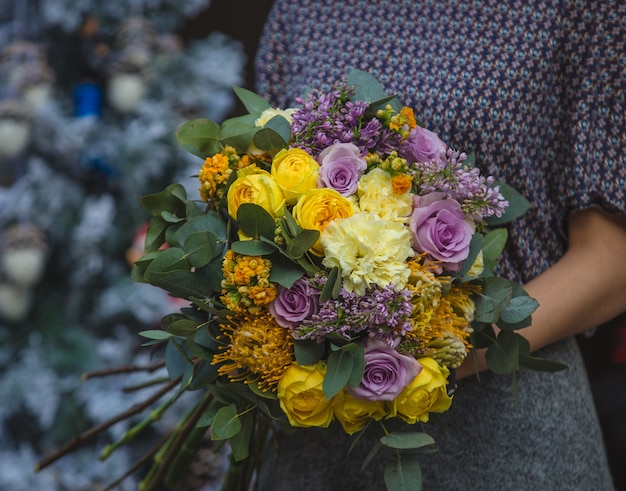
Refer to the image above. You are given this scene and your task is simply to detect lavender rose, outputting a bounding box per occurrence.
[399,126,446,163]
[317,142,367,196]
[409,192,474,272]
[269,277,320,329]
[348,340,421,401]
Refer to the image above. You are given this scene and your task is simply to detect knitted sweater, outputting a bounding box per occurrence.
[254,1,625,489]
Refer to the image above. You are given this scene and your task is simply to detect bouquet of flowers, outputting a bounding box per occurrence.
[37,70,565,490]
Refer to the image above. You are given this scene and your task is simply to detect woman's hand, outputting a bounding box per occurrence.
[457,207,626,379]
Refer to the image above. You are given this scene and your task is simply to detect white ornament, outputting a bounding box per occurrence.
[0,118,31,158]
[0,281,32,322]
[1,247,47,287]
[107,72,146,113]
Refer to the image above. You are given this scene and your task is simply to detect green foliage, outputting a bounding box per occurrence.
[348,69,402,112]
[175,119,222,159]
[322,342,365,399]
[384,456,423,491]
[484,182,531,226]
[211,404,242,440]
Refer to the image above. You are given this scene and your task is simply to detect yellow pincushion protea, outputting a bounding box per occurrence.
[213,313,294,392]
[221,250,277,315]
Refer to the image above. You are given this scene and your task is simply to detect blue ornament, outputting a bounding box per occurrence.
[73,82,102,118]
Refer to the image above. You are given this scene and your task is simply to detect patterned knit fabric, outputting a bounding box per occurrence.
[254,1,624,490]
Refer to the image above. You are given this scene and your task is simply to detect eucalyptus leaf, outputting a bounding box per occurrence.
[189,361,219,390]
[500,295,539,324]
[347,69,402,112]
[267,252,305,288]
[519,355,568,372]
[482,228,508,271]
[380,432,436,450]
[264,114,292,143]
[454,233,483,277]
[165,339,192,379]
[485,330,520,375]
[484,182,531,226]
[287,229,320,259]
[384,456,423,491]
[253,127,288,151]
[144,269,215,299]
[184,231,217,268]
[138,329,172,341]
[473,276,512,323]
[237,203,276,239]
[141,184,187,217]
[231,239,276,256]
[211,404,242,440]
[197,397,223,428]
[230,411,254,461]
[144,217,168,252]
[174,213,227,251]
[320,266,341,302]
[175,118,222,159]
[165,319,199,337]
[323,349,354,399]
[233,85,270,114]
[294,340,326,365]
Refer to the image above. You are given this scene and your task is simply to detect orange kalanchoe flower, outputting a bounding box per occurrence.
[198,145,253,206]
[221,250,277,314]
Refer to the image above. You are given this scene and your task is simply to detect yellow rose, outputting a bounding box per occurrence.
[292,188,355,256]
[277,362,335,428]
[271,148,320,202]
[332,391,387,435]
[390,357,452,424]
[227,165,285,219]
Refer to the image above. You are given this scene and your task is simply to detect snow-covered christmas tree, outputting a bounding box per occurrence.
[0,1,248,489]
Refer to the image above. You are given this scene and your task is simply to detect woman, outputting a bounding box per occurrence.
[254,0,626,489]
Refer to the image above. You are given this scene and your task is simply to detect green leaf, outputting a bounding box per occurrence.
[220,122,258,154]
[482,228,508,271]
[519,355,568,372]
[175,118,222,159]
[230,411,254,461]
[347,69,402,112]
[484,183,531,226]
[454,233,483,277]
[197,397,224,428]
[237,203,276,239]
[267,252,305,288]
[473,276,512,323]
[138,329,172,341]
[264,115,292,143]
[144,268,215,299]
[163,319,198,336]
[380,432,436,450]
[144,217,168,252]
[323,348,354,399]
[320,266,341,302]
[286,229,320,259]
[232,85,270,114]
[384,456,423,491]
[231,238,276,256]
[141,184,187,217]
[189,361,219,390]
[174,213,227,250]
[184,231,217,268]
[165,339,192,379]
[210,404,242,440]
[294,340,326,365]
[253,127,288,151]
[500,295,539,324]
[485,330,520,375]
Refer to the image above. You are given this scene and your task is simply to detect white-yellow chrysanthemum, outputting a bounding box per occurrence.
[255,107,297,127]
[357,168,412,221]
[320,211,414,295]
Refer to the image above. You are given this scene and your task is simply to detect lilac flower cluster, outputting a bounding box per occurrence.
[410,149,509,222]
[290,85,400,158]
[294,284,414,343]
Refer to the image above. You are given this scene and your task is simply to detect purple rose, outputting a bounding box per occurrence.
[409,192,474,272]
[348,340,421,401]
[317,143,367,196]
[269,277,320,329]
[399,126,446,163]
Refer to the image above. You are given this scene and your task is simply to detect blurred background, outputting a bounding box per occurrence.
[0,1,623,490]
